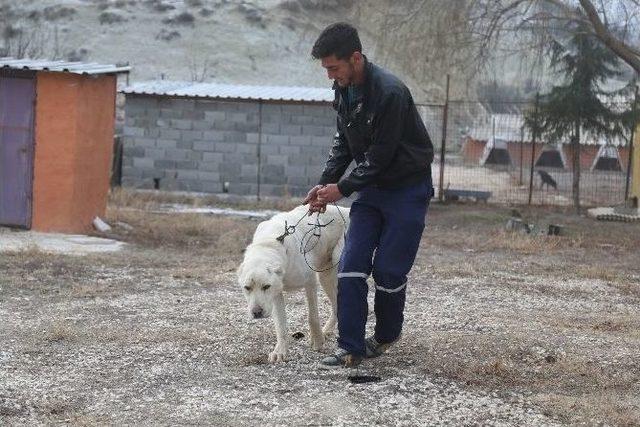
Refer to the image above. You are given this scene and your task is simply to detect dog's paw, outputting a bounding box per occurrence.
[268,346,287,363]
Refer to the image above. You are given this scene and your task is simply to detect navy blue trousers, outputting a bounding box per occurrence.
[337,177,433,356]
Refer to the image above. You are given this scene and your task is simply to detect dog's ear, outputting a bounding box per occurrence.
[266,265,283,277]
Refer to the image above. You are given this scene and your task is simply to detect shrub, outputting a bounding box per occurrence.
[199,8,214,17]
[279,0,301,13]
[99,11,126,24]
[43,5,77,21]
[67,48,89,62]
[162,12,195,26]
[155,28,181,41]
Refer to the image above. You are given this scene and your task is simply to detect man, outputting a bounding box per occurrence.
[303,23,434,368]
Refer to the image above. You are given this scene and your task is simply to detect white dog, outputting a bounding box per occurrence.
[237,204,349,363]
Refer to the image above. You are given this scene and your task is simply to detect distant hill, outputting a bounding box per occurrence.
[1,0,549,102]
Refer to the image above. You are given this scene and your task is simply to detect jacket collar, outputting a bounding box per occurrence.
[331,54,372,96]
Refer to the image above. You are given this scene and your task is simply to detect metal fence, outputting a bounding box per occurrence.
[418,94,638,208]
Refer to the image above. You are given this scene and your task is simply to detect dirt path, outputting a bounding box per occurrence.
[1,200,638,425]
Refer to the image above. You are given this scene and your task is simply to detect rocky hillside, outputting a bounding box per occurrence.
[1,0,523,102]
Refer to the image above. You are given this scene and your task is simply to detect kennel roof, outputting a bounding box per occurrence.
[465,113,630,147]
[0,57,131,75]
[121,80,334,103]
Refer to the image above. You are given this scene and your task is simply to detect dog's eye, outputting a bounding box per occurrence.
[262,285,271,291]
[244,286,251,292]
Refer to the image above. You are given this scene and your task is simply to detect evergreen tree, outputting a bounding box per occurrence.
[528,22,629,212]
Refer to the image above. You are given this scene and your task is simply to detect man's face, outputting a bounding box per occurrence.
[321,54,357,87]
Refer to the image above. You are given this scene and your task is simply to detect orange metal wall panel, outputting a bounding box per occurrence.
[72,75,116,231]
[31,72,116,233]
[31,73,78,232]
[461,138,485,164]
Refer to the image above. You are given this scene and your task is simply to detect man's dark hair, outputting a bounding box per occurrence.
[311,22,362,60]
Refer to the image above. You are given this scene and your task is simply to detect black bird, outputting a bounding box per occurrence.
[537,170,557,190]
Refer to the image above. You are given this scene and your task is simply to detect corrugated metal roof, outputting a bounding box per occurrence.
[121,80,333,103]
[0,57,131,75]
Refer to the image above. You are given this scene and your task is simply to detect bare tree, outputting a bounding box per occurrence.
[354,1,476,99]
[188,56,210,82]
[467,0,640,74]
[0,0,71,60]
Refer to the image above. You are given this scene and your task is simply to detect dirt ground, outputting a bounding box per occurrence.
[432,162,628,207]
[1,190,639,426]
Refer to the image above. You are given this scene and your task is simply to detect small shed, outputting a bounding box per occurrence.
[0,57,130,232]
[120,81,336,197]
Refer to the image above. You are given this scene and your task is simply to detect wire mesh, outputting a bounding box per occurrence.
[418,98,637,207]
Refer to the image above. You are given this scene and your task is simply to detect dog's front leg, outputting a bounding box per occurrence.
[269,292,289,363]
[305,283,325,351]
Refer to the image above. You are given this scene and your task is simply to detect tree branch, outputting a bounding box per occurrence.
[578,0,640,72]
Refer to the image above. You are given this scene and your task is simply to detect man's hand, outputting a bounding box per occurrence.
[303,185,323,205]
[304,184,343,215]
[304,185,326,215]
[317,184,343,204]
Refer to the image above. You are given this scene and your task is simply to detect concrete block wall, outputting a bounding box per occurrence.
[122,96,338,196]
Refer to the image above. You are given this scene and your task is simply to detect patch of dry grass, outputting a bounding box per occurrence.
[83,325,213,345]
[480,229,582,254]
[609,281,640,298]
[105,208,254,255]
[532,392,640,426]
[68,414,109,427]
[45,320,76,342]
[430,262,490,279]
[69,282,109,299]
[575,265,624,282]
[108,187,301,211]
[423,332,640,424]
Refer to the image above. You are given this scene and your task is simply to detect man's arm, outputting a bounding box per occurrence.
[336,90,407,197]
[303,117,352,210]
[318,117,353,186]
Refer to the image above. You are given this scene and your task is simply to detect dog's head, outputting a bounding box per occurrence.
[237,261,284,320]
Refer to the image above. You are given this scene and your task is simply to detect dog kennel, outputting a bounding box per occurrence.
[0,58,130,232]
[591,144,623,171]
[480,137,512,166]
[535,143,567,169]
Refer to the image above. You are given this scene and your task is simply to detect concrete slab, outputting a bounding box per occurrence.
[0,228,126,255]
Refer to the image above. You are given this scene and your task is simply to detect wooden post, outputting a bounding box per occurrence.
[632,122,640,200]
[257,100,263,201]
[519,125,524,185]
[438,75,450,202]
[528,93,539,205]
[626,86,638,201]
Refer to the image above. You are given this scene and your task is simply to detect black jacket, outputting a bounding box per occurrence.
[318,59,434,197]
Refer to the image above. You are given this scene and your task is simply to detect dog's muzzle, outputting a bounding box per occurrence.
[251,307,265,319]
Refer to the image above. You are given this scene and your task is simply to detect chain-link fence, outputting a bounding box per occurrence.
[419,96,638,207]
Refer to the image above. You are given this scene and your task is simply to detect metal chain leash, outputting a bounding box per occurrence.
[276,203,348,273]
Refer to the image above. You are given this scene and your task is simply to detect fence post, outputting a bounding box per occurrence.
[519,125,524,186]
[528,93,540,205]
[257,100,263,201]
[438,74,450,202]
[625,85,638,201]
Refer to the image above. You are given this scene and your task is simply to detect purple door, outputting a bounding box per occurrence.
[0,76,35,228]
